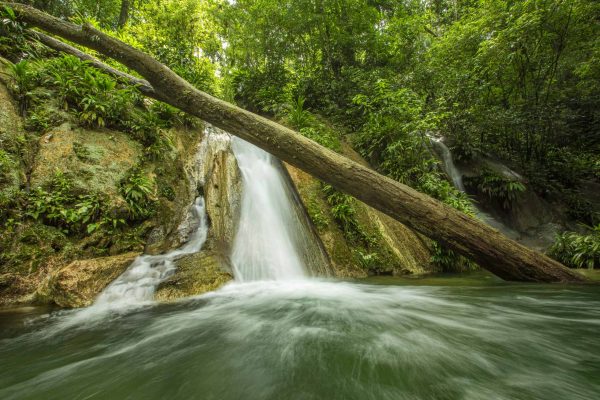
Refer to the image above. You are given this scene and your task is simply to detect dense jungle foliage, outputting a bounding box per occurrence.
[2,0,599,269]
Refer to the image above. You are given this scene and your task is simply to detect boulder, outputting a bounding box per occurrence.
[35,252,140,308]
[155,250,232,301]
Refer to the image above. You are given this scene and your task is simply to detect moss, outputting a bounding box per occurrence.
[34,252,140,307]
[30,123,143,202]
[155,251,232,301]
[0,223,69,275]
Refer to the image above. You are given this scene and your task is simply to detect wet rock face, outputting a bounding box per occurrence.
[149,125,242,255]
[154,250,232,301]
[30,123,142,198]
[35,252,140,308]
[148,126,241,300]
[285,163,433,278]
[204,147,243,252]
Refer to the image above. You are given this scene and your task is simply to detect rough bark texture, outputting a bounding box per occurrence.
[5,2,587,282]
[118,0,130,29]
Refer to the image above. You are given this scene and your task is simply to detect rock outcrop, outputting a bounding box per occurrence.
[35,252,140,307]
[285,141,433,278]
[155,251,232,301]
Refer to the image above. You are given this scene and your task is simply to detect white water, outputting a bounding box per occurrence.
[231,138,307,281]
[93,197,209,309]
[430,136,465,191]
[430,136,520,239]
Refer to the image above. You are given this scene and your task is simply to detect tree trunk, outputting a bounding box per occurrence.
[118,0,130,29]
[6,2,587,282]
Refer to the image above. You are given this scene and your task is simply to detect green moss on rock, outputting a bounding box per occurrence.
[155,251,232,301]
[34,252,140,308]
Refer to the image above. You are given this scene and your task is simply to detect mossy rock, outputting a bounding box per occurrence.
[285,143,434,277]
[285,163,367,278]
[144,125,204,254]
[155,251,233,301]
[30,122,142,201]
[35,252,140,308]
[0,223,70,275]
[0,71,27,205]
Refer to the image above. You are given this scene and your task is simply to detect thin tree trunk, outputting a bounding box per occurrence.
[118,0,130,29]
[5,2,587,282]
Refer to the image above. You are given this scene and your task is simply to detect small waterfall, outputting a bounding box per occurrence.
[429,135,520,239]
[430,136,465,191]
[230,138,307,281]
[93,197,209,308]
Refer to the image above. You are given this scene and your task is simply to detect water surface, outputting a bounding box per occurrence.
[1,279,599,400]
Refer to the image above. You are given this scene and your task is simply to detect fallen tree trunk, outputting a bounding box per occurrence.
[5,2,587,282]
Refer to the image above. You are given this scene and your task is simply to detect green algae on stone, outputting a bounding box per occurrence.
[155,251,233,301]
[35,252,140,308]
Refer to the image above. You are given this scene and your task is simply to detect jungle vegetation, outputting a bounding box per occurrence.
[1,0,598,270]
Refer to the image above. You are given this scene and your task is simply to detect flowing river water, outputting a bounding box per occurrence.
[1,136,599,400]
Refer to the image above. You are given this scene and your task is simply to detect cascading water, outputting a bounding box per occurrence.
[93,196,209,309]
[2,134,598,400]
[430,136,465,191]
[230,137,307,281]
[429,135,520,239]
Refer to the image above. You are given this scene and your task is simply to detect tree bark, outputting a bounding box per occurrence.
[5,2,587,282]
[118,0,130,29]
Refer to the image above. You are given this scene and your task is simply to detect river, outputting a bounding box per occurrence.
[1,276,599,399]
[1,136,599,399]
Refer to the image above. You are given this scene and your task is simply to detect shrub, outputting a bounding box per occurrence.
[119,168,156,220]
[26,171,105,234]
[548,226,600,269]
[7,60,37,115]
[467,168,526,209]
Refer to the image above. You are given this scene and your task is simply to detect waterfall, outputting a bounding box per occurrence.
[92,197,209,308]
[230,138,307,281]
[429,136,465,191]
[429,135,520,239]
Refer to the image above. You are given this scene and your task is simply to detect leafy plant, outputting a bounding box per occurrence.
[285,96,311,129]
[355,249,380,270]
[549,226,600,269]
[7,60,38,115]
[0,5,28,57]
[120,168,156,220]
[25,171,107,234]
[430,242,477,272]
[467,169,526,209]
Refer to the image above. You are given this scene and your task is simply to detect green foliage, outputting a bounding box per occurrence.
[6,60,38,115]
[352,81,434,182]
[431,242,477,272]
[41,56,137,128]
[119,168,156,220]
[118,0,220,94]
[0,149,13,183]
[307,205,328,231]
[322,184,370,245]
[424,0,599,189]
[565,194,598,226]
[26,171,105,234]
[354,249,380,271]
[285,97,311,129]
[0,5,28,58]
[466,169,526,210]
[8,55,177,157]
[159,184,176,202]
[549,225,600,269]
[24,106,63,132]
